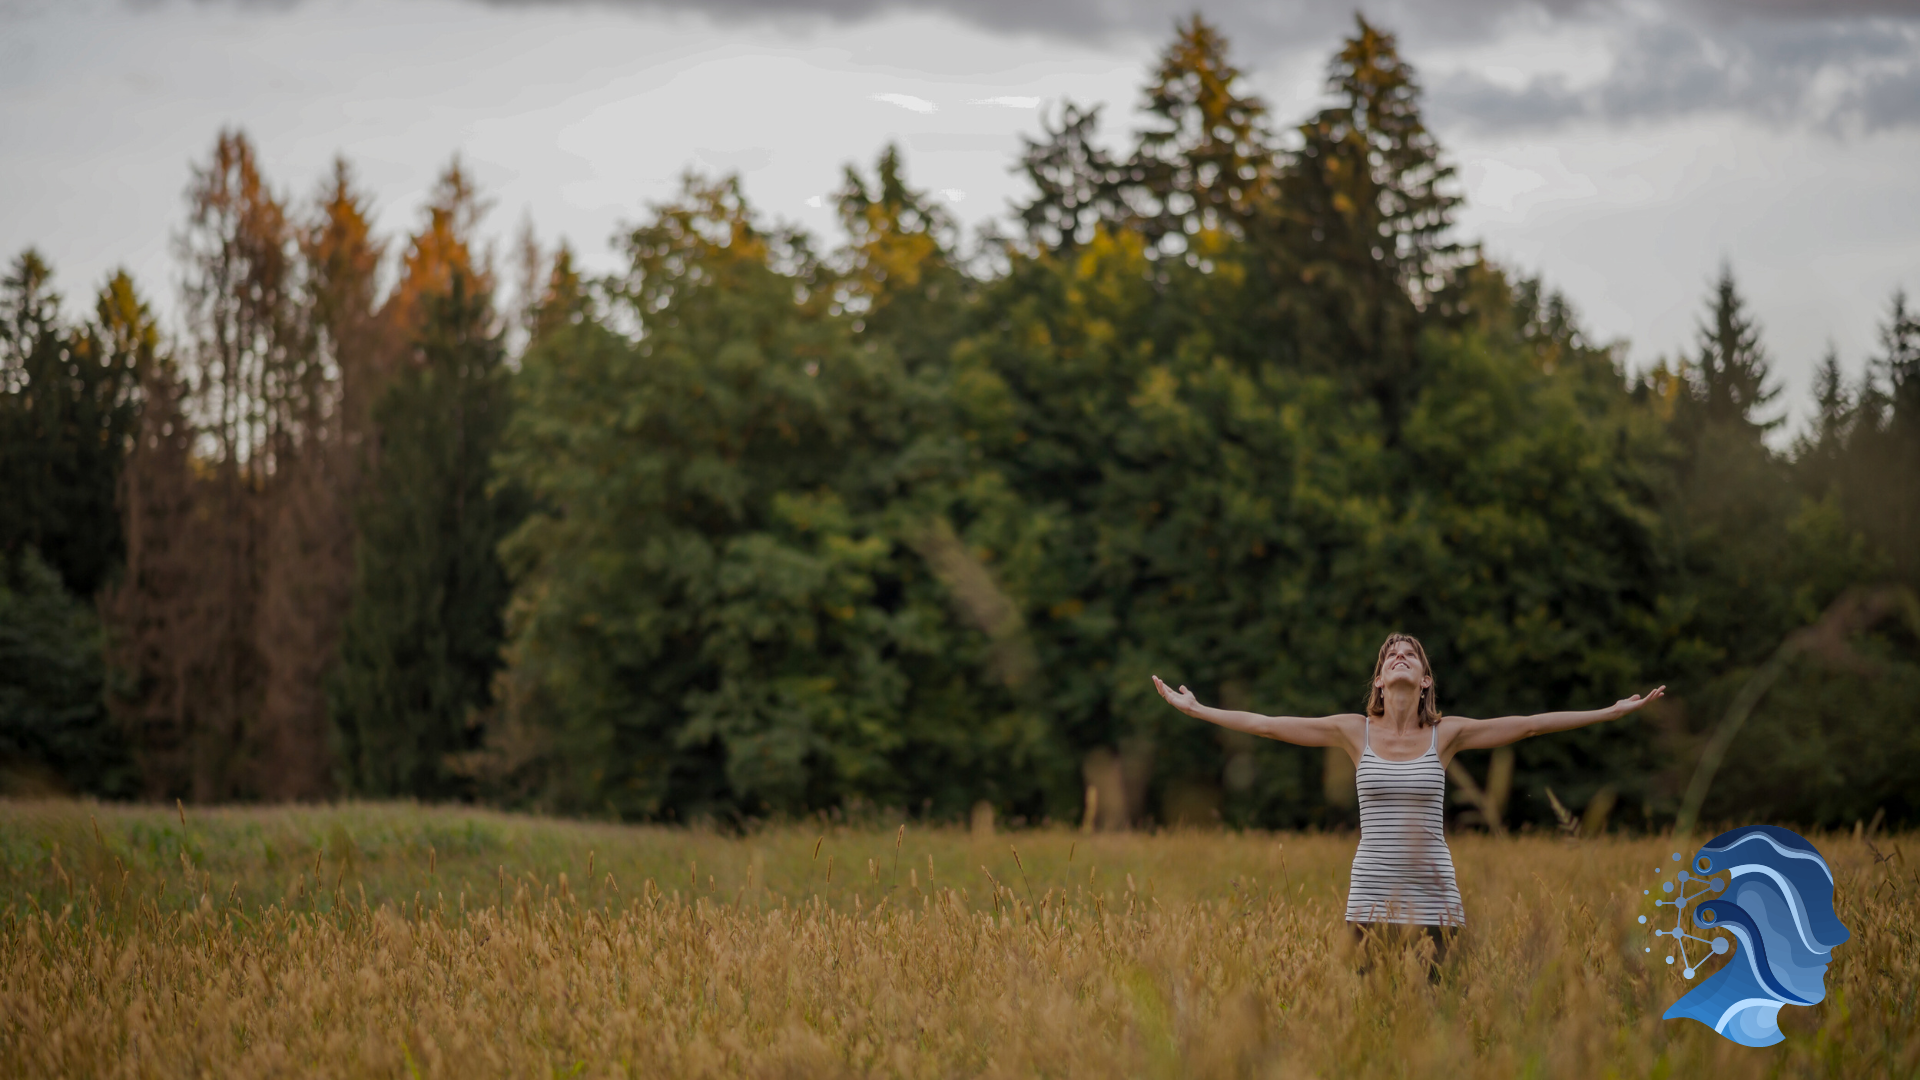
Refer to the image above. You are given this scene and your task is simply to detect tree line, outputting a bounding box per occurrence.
[3,16,1916,831]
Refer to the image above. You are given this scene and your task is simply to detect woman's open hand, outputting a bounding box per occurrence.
[1152,675,1200,716]
[1611,685,1667,718]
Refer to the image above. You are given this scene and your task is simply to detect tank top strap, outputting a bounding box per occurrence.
[1427,722,1438,756]
[1362,716,1372,756]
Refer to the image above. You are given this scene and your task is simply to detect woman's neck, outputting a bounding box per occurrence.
[1378,684,1422,731]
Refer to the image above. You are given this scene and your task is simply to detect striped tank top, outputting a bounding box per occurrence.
[1345,718,1465,927]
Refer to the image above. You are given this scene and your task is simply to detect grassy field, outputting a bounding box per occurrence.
[1,799,1914,1078]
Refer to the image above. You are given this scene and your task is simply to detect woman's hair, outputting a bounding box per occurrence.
[1364,632,1442,727]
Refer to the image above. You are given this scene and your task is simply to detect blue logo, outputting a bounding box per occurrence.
[1643,825,1850,1046]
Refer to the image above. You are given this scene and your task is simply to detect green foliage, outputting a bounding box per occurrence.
[1812,292,1920,586]
[5,17,1917,834]
[473,19,1920,832]
[1701,641,1920,827]
[0,252,145,599]
[0,548,131,795]
[1681,265,1781,436]
[1131,14,1278,248]
[0,253,150,796]
[1267,16,1468,426]
[330,272,521,798]
[942,240,1677,825]
[1015,101,1129,255]
[495,175,987,820]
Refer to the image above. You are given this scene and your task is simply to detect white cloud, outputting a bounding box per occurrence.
[970,95,1040,108]
[872,92,937,113]
[939,187,966,202]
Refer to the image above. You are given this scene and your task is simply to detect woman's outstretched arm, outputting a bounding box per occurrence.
[1445,686,1667,752]
[1151,675,1354,748]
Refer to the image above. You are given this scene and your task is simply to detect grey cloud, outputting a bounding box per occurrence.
[1859,62,1920,128]
[205,0,1920,128]
[1692,0,1920,18]
[1428,14,1920,131]
[461,0,1916,45]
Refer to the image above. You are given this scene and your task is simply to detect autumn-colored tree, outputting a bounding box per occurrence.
[251,160,392,798]
[382,157,493,339]
[104,130,309,801]
[330,159,519,799]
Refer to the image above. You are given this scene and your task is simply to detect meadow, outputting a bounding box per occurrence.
[1,799,1914,1079]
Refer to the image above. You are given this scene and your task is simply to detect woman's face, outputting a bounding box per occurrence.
[1375,639,1432,691]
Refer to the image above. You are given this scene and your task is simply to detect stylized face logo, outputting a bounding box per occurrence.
[1657,826,1850,1047]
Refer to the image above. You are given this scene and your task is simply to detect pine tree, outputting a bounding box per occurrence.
[1014,101,1128,254]
[1,257,142,795]
[1855,290,1920,582]
[524,241,587,347]
[1,548,128,795]
[330,160,519,799]
[1792,345,1852,480]
[1130,14,1278,253]
[516,225,588,350]
[1685,264,1780,434]
[0,252,141,599]
[1876,290,1919,433]
[1276,15,1466,424]
[382,156,493,338]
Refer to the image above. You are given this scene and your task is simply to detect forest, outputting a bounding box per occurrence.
[3,16,1916,833]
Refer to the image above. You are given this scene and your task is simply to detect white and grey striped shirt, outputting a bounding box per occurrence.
[1345,718,1466,927]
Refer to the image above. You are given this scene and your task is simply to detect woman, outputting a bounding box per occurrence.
[1152,632,1664,965]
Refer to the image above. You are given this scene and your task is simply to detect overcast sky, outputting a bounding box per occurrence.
[4,0,1918,436]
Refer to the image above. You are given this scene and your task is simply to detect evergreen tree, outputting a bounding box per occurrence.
[1130,14,1278,253]
[1,548,129,795]
[1876,290,1919,433]
[1656,268,1809,752]
[1684,264,1780,434]
[1791,345,1853,491]
[1274,15,1466,425]
[1811,347,1851,449]
[1849,291,1920,583]
[521,240,587,349]
[0,257,144,796]
[329,158,515,799]
[0,252,142,599]
[1014,101,1129,255]
[330,271,518,798]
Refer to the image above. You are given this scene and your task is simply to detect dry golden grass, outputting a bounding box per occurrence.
[1,799,1914,1078]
